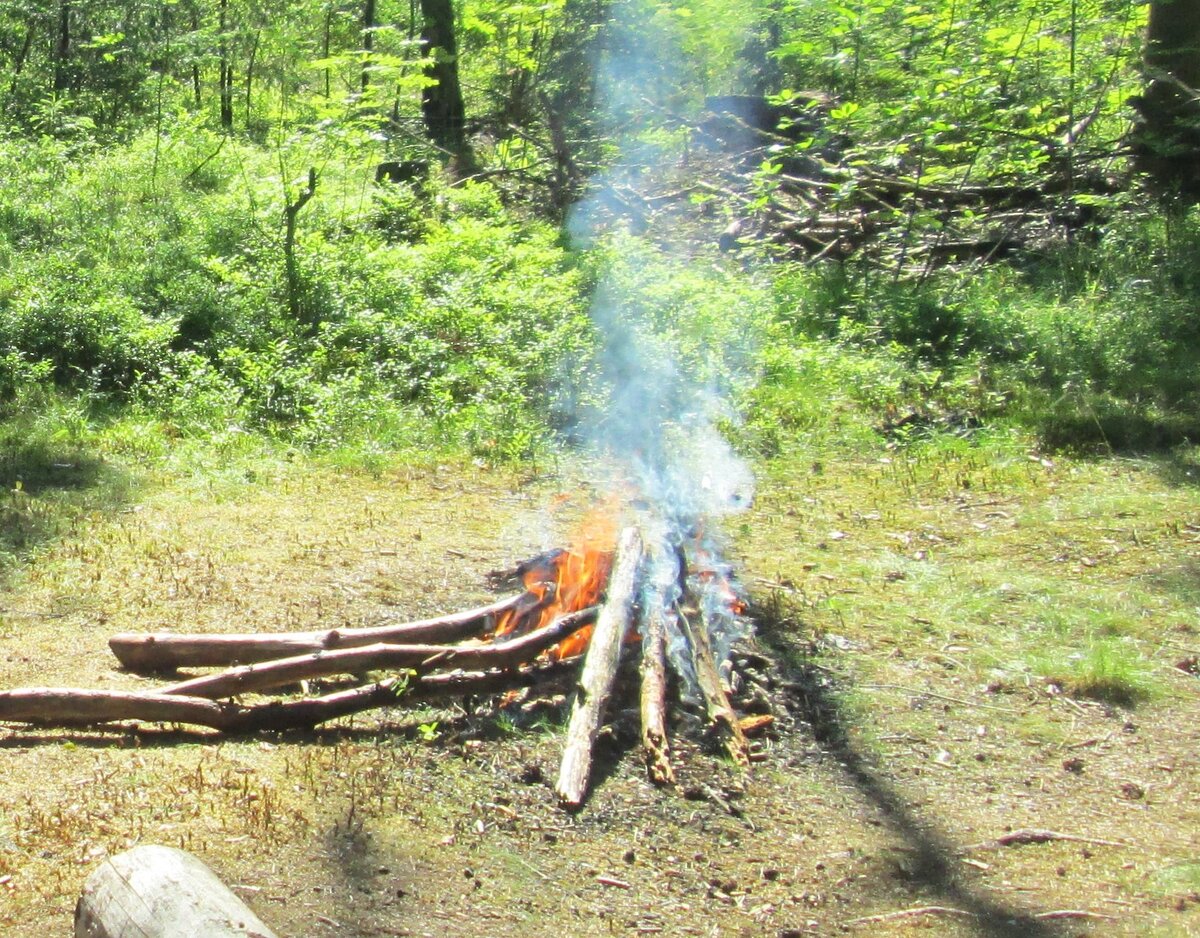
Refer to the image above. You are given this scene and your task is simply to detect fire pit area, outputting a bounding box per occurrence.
[0,501,781,808]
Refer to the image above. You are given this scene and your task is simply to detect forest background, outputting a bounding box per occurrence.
[0,0,1198,482]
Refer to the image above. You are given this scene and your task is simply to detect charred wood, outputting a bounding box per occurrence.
[678,612,750,767]
[639,603,675,786]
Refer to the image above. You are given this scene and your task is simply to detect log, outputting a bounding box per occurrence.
[109,592,534,672]
[556,526,643,808]
[75,844,279,938]
[0,661,586,735]
[639,602,675,786]
[678,611,750,767]
[158,606,597,700]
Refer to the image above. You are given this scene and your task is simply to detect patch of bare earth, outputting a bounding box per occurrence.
[0,456,1198,936]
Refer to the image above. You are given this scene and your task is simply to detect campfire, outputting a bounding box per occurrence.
[0,502,770,807]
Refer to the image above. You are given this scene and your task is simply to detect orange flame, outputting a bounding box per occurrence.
[492,509,619,659]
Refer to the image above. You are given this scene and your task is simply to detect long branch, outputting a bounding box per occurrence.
[156,607,597,700]
[109,592,536,672]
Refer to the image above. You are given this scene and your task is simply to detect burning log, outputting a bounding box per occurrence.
[678,612,750,767]
[108,593,535,672]
[556,526,644,808]
[639,601,675,786]
[156,607,597,700]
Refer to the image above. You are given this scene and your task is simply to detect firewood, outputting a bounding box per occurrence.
[0,688,239,730]
[0,661,585,735]
[639,602,675,786]
[678,612,750,767]
[108,592,536,672]
[556,526,644,808]
[75,845,280,938]
[157,606,598,700]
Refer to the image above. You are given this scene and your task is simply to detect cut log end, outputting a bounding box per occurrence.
[75,845,279,938]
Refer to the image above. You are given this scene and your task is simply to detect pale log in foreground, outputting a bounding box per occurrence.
[556,525,644,807]
[75,844,279,938]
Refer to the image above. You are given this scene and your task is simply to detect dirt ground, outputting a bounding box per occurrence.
[0,458,1198,937]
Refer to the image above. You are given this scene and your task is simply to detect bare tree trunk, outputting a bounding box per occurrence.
[323,4,333,98]
[362,0,376,92]
[218,0,234,130]
[284,168,318,323]
[190,3,202,109]
[244,28,259,128]
[418,0,474,169]
[53,0,70,93]
[1132,0,1200,201]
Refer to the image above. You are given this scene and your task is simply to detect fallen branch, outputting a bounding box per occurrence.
[157,606,597,700]
[109,593,534,672]
[556,526,644,808]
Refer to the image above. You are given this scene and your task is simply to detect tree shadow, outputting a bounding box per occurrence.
[753,598,1073,938]
[0,433,136,585]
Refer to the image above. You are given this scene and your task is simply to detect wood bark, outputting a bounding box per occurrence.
[418,0,473,167]
[1133,0,1200,199]
[679,612,750,767]
[555,526,643,808]
[157,606,597,700]
[109,593,532,672]
[0,658,582,735]
[639,602,675,786]
[75,845,279,938]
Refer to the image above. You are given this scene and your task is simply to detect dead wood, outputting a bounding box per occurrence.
[158,606,598,700]
[556,526,644,808]
[0,688,239,730]
[961,828,1130,851]
[75,845,280,938]
[108,592,534,672]
[639,602,675,786]
[679,612,750,767]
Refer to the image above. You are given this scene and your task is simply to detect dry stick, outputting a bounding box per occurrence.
[556,526,644,808]
[0,661,585,735]
[639,603,675,786]
[849,906,977,926]
[108,592,535,672]
[961,828,1131,851]
[157,607,598,700]
[678,612,749,768]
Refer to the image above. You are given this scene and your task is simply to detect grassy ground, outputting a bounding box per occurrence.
[0,431,1198,937]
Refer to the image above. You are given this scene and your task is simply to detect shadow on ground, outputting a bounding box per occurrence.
[0,432,136,584]
[753,597,1073,938]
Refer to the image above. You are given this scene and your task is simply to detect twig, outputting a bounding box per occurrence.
[962,828,1131,851]
[1034,909,1117,921]
[861,683,1019,714]
[849,905,976,926]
